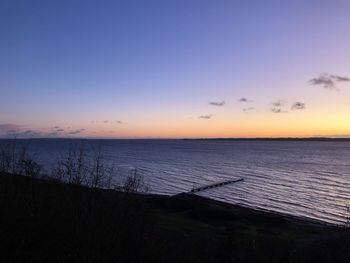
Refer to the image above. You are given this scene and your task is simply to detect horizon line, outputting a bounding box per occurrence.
[1,136,350,141]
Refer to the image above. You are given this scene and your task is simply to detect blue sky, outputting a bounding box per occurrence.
[1,0,350,138]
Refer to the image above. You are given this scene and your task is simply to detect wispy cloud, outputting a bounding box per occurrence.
[209,101,225,106]
[68,128,86,135]
[272,100,285,107]
[0,124,89,138]
[238,97,248,102]
[291,102,306,110]
[271,100,287,113]
[309,73,350,89]
[0,123,46,138]
[92,120,124,124]
[243,107,254,112]
[52,126,65,132]
[199,114,212,119]
[0,123,21,134]
[271,108,284,113]
[7,130,43,138]
[329,74,350,82]
[238,97,252,103]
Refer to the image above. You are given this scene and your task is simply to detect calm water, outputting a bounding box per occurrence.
[2,139,350,225]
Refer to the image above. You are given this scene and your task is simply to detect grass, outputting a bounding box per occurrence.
[1,172,350,262]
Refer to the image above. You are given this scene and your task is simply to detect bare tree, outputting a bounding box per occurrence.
[11,137,17,174]
[16,140,41,178]
[89,141,105,189]
[19,159,41,178]
[50,140,148,194]
[0,138,41,178]
[122,169,147,194]
[0,141,12,173]
[0,137,18,174]
[51,141,88,185]
[51,158,65,181]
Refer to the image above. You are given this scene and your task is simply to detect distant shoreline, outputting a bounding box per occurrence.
[1,137,350,141]
[184,137,350,141]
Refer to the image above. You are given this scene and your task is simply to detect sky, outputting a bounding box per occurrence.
[0,0,350,138]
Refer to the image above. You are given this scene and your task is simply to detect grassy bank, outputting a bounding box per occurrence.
[1,172,350,262]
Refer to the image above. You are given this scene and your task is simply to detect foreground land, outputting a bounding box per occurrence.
[1,172,350,262]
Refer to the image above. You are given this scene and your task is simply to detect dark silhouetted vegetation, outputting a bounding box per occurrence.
[2,172,350,262]
[1,139,350,262]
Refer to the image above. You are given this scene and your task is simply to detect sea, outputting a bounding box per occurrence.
[1,138,350,225]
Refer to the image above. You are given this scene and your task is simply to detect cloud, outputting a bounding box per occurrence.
[0,123,21,132]
[68,131,81,135]
[51,126,65,132]
[309,74,335,89]
[243,107,254,112]
[49,128,85,137]
[92,120,123,124]
[22,130,34,135]
[270,100,286,113]
[238,97,249,102]
[0,124,23,137]
[12,130,43,138]
[272,100,285,107]
[271,108,283,113]
[209,101,225,106]
[329,74,350,82]
[0,124,46,138]
[239,96,254,111]
[270,100,288,113]
[68,128,86,135]
[1,124,87,138]
[291,102,306,110]
[198,115,212,119]
[309,73,350,89]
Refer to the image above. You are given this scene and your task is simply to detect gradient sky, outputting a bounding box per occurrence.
[1,0,350,138]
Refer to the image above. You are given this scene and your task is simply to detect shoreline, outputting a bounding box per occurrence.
[36,172,347,227]
[1,172,350,262]
[7,171,346,228]
[1,137,350,141]
[146,192,342,229]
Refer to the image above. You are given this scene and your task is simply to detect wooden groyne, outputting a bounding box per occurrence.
[189,178,244,194]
